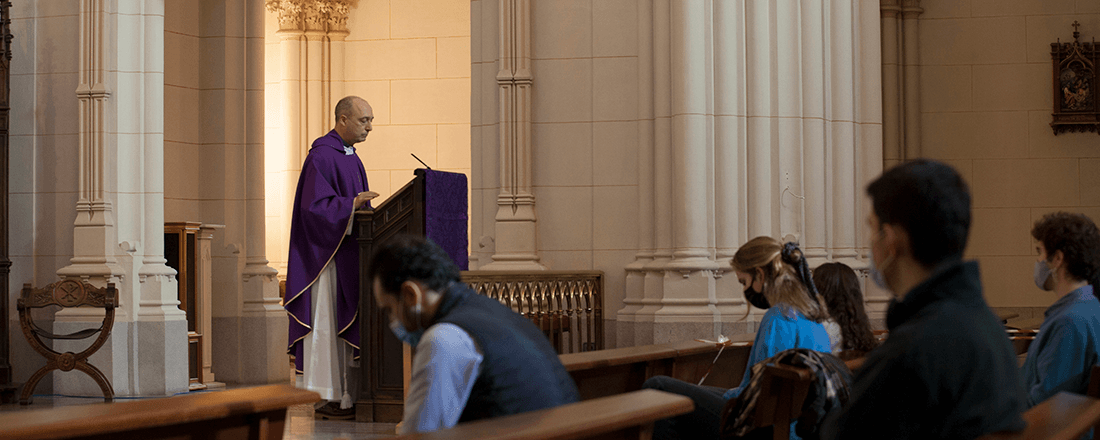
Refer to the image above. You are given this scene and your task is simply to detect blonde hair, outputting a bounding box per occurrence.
[732,236,828,322]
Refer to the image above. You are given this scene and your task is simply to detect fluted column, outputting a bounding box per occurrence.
[481,0,544,270]
[880,0,902,168]
[58,0,125,286]
[621,0,884,345]
[618,0,656,344]
[655,0,721,329]
[712,0,748,325]
[800,0,828,264]
[901,0,923,160]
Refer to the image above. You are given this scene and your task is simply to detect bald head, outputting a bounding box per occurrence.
[334,96,374,146]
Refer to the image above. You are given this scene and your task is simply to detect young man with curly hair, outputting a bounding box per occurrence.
[1022,212,1100,410]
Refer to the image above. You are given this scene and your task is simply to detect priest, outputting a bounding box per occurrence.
[286,96,377,420]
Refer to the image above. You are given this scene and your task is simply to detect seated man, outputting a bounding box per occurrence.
[367,235,580,434]
[822,160,1026,439]
[1022,212,1100,409]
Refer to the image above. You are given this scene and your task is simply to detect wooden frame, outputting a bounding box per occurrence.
[1050,21,1100,135]
[0,0,14,403]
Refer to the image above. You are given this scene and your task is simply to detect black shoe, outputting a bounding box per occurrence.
[314,402,355,420]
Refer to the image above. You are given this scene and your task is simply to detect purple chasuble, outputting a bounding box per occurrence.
[286,130,368,372]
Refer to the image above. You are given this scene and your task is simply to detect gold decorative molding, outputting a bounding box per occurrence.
[265,0,353,34]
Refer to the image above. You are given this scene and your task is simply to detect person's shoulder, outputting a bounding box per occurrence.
[420,323,477,355]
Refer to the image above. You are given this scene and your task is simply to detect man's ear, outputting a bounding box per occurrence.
[1050,250,1065,270]
[881,223,909,258]
[400,280,422,306]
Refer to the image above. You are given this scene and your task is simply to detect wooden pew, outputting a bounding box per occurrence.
[978,392,1100,440]
[0,384,319,440]
[391,389,693,440]
[559,336,754,401]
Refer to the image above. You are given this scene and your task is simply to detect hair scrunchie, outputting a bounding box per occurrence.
[781,242,820,297]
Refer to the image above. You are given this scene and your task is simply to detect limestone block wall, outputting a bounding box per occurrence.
[917,0,1100,308]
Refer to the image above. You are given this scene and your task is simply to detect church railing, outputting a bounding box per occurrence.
[461,271,604,354]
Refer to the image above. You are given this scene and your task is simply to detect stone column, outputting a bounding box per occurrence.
[621,0,884,345]
[303,1,325,142]
[712,0,748,331]
[56,0,188,397]
[880,0,902,169]
[240,0,285,384]
[480,0,544,270]
[901,0,923,160]
[654,0,721,334]
[618,0,655,345]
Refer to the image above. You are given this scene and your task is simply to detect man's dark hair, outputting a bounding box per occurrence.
[367,234,460,296]
[1031,212,1100,285]
[866,159,971,267]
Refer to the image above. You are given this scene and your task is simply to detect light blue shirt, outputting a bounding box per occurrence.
[723,304,832,400]
[399,323,484,434]
[1021,285,1100,408]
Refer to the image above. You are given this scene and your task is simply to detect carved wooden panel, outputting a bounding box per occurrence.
[1051,21,1100,135]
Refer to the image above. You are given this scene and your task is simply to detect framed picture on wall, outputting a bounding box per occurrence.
[1050,21,1100,136]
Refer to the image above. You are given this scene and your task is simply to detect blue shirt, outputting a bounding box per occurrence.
[1021,285,1100,408]
[723,304,832,400]
[400,323,484,434]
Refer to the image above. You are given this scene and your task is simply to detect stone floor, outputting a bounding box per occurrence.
[1,391,399,440]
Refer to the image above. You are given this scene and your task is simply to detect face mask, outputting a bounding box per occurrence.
[389,319,423,347]
[744,276,771,309]
[388,288,425,347]
[869,256,889,290]
[1034,260,1053,291]
[869,230,895,292]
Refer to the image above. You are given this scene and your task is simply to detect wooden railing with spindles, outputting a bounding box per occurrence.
[463,270,603,354]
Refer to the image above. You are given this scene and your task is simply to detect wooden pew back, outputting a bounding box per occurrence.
[392,389,693,440]
[978,392,1100,440]
[559,338,753,400]
[0,384,319,440]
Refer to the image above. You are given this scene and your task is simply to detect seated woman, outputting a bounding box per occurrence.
[812,262,878,358]
[642,237,831,440]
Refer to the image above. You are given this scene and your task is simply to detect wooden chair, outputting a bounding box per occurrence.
[719,363,813,440]
[17,280,118,404]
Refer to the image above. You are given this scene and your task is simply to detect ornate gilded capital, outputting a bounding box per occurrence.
[266,0,353,34]
[265,0,303,31]
[322,0,352,33]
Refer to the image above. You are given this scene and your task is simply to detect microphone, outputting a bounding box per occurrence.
[411,153,432,170]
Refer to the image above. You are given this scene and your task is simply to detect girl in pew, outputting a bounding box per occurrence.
[812,262,878,359]
[643,237,832,440]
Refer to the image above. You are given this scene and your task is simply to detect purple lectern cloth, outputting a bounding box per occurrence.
[424,170,469,270]
[286,130,368,372]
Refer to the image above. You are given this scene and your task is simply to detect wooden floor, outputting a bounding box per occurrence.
[0,393,399,440]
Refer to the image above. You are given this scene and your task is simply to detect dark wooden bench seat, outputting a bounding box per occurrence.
[978,392,1100,440]
[0,384,319,440]
[392,389,693,440]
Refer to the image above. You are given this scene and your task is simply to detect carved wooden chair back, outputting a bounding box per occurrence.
[17,280,118,404]
[720,363,813,440]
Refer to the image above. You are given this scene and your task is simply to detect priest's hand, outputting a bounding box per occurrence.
[354,191,379,209]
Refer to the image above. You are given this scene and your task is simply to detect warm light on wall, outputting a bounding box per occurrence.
[263,0,472,276]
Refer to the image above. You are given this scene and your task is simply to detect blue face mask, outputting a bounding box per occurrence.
[389,319,424,347]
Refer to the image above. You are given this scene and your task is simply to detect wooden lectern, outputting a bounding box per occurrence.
[354,169,468,423]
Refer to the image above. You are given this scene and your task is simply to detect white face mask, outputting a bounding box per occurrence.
[1033,260,1053,291]
[870,230,895,293]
